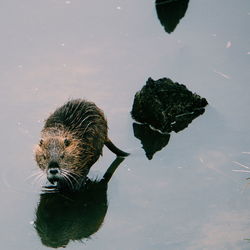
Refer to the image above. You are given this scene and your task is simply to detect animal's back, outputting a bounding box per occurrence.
[44,99,108,141]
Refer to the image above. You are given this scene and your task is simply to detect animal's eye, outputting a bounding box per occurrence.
[39,139,44,146]
[60,153,65,159]
[64,139,70,147]
[43,155,46,160]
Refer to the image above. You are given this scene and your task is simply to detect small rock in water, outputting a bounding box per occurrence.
[131,77,208,159]
[131,77,208,133]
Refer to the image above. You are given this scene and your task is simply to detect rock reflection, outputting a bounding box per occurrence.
[155,0,190,33]
[34,157,125,248]
[133,123,170,160]
[131,77,207,159]
[132,110,204,159]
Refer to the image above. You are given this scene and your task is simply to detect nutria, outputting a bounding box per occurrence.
[34,99,129,190]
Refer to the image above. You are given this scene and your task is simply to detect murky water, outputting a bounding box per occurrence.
[0,0,250,249]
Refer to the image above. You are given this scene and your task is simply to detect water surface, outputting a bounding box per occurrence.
[0,0,250,249]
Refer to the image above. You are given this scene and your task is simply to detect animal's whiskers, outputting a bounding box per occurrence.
[31,171,46,186]
[25,170,43,181]
[61,169,81,189]
[61,172,74,190]
[62,169,82,179]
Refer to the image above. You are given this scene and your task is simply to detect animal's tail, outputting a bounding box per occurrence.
[105,139,130,157]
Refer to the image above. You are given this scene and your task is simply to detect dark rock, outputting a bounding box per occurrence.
[131,77,208,133]
[131,77,208,159]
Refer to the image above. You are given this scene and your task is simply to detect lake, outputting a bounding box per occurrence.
[0,0,250,249]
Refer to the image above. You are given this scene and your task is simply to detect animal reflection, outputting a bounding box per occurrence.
[155,0,190,33]
[34,157,125,248]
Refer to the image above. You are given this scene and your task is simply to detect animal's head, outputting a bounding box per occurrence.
[34,134,88,189]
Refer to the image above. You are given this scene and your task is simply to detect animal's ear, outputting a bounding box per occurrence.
[64,139,71,147]
[39,139,44,146]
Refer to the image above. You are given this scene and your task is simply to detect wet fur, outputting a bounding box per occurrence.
[35,99,128,189]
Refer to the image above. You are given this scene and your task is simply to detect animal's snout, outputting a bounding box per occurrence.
[48,168,59,175]
[48,161,59,169]
[47,161,61,184]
